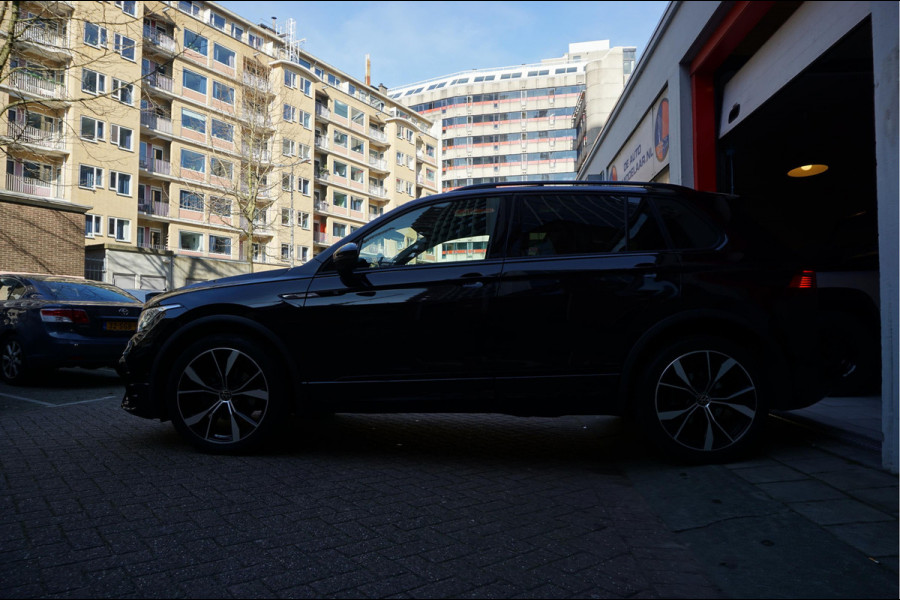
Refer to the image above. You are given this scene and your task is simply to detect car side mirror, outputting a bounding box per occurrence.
[332,243,360,273]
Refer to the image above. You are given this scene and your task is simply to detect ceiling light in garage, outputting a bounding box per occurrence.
[787,164,829,178]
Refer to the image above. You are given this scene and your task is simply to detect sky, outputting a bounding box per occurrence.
[217,1,670,89]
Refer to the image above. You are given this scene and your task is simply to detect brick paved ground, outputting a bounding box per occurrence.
[1,370,896,599]
[0,393,721,599]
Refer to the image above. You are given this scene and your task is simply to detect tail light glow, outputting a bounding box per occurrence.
[40,308,90,324]
[789,270,817,289]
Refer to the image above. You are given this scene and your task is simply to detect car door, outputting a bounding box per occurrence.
[491,191,680,413]
[302,194,508,409]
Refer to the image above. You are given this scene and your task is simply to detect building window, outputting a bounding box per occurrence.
[332,223,347,238]
[110,125,133,150]
[182,69,207,94]
[211,158,233,179]
[281,243,291,261]
[114,34,136,61]
[184,30,208,56]
[81,69,106,94]
[115,0,137,16]
[334,101,349,119]
[107,217,131,241]
[284,71,297,89]
[298,178,310,196]
[179,231,203,252]
[213,43,236,68]
[297,211,310,228]
[180,190,204,211]
[209,12,226,31]
[248,33,262,49]
[297,246,310,263]
[210,197,231,217]
[109,171,131,196]
[78,165,103,189]
[283,104,297,122]
[231,23,243,40]
[83,22,107,48]
[80,116,104,142]
[333,162,347,178]
[181,108,207,134]
[282,138,295,157]
[350,196,364,211]
[178,1,201,16]
[181,149,205,173]
[299,77,312,95]
[112,79,133,105]
[299,110,311,128]
[209,235,231,255]
[333,191,347,207]
[333,130,348,148]
[212,81,235,105]
[351,137,365,154]
[211,119,233,142]
[85,214,102,237]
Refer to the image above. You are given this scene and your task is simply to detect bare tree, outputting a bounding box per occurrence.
[175,55,310,272]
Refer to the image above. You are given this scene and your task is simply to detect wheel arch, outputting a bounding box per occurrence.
[149,312,300,421]
[616,309,788,416]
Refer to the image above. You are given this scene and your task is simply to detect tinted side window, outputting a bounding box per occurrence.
[358,196,501,268]
[626,196,668,252]
[518,193,627,256]
[654,197,722,249]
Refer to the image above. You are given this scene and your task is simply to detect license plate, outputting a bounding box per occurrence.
[105,320,136,331]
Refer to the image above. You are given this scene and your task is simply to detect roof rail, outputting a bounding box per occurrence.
[452,180,688,192]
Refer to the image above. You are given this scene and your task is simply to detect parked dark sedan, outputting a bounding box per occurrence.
[0,274,142,384]
[118,181,833,462]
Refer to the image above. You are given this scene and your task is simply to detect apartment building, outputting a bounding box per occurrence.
[0,0,439,291]
[388,41,635,192]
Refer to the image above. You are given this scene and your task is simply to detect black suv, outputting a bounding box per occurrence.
[118,182,831,462]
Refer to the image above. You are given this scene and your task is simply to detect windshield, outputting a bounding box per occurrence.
[33,280,139,303]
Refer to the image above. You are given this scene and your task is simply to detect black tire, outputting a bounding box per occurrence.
[818,310,880,396]
[0,336,31,385]
[635,336,769,463]
[165,334,289,454]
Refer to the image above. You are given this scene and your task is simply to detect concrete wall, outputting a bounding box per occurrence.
[871,0,899,474]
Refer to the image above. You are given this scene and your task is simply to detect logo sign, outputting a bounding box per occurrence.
[119,308,129,316]
[607,91,671,182]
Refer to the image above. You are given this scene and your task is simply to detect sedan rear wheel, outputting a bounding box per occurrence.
[637,336,768,463]
[1,337,29,384]
[166,335,287,453]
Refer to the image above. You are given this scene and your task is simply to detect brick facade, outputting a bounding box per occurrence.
[0,200,85,276]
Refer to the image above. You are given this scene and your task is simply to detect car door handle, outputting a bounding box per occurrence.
[462,281,484,289]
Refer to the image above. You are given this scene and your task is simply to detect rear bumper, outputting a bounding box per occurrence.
[28,335,129,370]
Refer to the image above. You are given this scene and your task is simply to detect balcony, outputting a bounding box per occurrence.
[241,145,272,163]
[315,104,330,120]
[241,109,273,129]
[313,231,330,245]
[368,185,387,199]
[314,135,329,151]
[6,122,65,152]
[142,26,177,56]
[241,72,271,93]
[143,71,174,95]
[368,127,388,144]
[14,21,69,53]
[7,71,65,101]
[139,157,172,176]
[5,173,61,199]
[140,112,173,135]
[138,200,170,217]
[368,157,388,171]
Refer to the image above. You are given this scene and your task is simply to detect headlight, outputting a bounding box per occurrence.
[136,304,182,333]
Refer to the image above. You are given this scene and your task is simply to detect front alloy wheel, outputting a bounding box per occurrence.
[168,337,285,453]
[639,337,768,462]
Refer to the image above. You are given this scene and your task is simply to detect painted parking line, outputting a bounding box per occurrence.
[0,392,118,407]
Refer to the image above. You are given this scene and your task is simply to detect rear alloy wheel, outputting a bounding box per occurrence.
[167,336,287,453]
[0,337,29,384]
[637,337,768,463]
